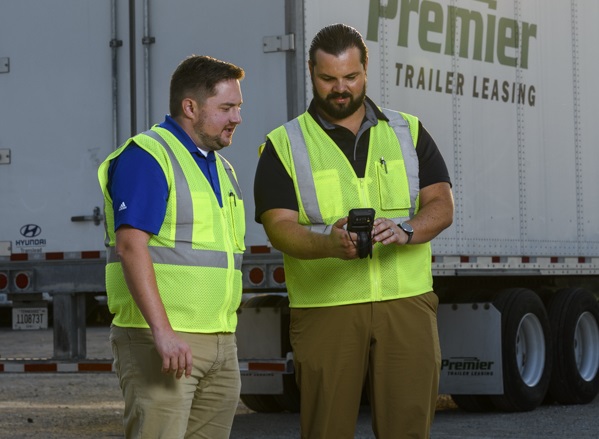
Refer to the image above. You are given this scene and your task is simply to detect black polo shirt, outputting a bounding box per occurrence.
[254,96,451,223]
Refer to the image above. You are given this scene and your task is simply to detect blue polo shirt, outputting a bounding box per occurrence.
[107,115,222,234]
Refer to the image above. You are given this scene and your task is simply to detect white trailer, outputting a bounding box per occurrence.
[1,0,598,413]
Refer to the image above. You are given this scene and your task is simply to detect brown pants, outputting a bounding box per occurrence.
[290,293,441,439]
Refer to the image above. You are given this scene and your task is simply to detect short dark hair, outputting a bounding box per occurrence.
[169,55,245,117]
[309,24,368,67]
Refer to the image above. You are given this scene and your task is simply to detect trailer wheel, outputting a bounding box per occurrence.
[490,288,552,412]
[546,288,599,404]
[239,393,283,413]
[450,394,495,412]
[239,295,287,413]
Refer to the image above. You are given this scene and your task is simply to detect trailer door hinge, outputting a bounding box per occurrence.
[109,39,123,48]
[0,57,9,73]
[263,34,295,53]
[0,149,10,164]
[0,241,10,256]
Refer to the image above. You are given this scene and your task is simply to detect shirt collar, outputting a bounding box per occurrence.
[158,115,207,156]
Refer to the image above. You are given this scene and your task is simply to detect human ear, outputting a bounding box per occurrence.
[182,98,195,119]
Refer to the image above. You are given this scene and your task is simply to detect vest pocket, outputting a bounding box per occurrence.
[377,160,412,211]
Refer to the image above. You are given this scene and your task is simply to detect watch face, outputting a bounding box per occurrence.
[401,222,413,234]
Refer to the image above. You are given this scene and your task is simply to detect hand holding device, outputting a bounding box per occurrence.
[347,208,375,259]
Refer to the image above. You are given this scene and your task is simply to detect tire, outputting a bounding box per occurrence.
[490,288,552,412]
[546,288,599,404]
[274,373,301,413]
[451,394,495,412]
[239,394,284,413]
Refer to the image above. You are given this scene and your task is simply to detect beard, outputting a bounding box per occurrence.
[312,83,366,120]
[198,134,227,150]
[196,129,231,151]
[194,114,235,151]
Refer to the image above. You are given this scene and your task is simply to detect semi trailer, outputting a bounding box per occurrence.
[1,0,598,413]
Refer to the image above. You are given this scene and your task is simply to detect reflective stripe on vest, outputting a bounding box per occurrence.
[106,246,243,270]
[283,109,420,231]
[283,119,324,225]
[380,108,420,219]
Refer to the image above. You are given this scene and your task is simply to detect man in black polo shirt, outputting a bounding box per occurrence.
[254,24,454,439]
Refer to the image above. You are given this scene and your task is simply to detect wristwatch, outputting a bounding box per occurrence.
[398,222,414,244]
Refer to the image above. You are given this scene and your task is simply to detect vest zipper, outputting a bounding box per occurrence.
[358,179,381,301]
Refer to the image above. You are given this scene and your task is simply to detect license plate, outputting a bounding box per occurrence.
[12,307,48,330]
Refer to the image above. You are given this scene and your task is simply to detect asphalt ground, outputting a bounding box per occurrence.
[1,327,598,438]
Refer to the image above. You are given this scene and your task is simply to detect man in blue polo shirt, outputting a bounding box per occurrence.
[98,55,246,439]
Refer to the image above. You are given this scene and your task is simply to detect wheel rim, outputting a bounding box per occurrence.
[515,312,545,387]
[574,311,599,381]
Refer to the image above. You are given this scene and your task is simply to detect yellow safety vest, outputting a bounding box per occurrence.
[98,126,245,332]
[267,109,432,308]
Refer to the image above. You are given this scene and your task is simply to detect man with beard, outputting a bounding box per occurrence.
[254,24,454,438]
[98,55,245,438]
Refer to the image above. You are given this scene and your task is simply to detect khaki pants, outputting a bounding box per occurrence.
[290,292,441,439]
[110,326,240,439]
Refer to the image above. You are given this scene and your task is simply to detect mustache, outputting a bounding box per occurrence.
[327,92,352,100]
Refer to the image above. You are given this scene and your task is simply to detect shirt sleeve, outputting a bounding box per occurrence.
[253,140,298,223]
[416,122,452,189]
[108,144,169,234]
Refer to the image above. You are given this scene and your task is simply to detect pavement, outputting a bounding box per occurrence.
[1,326,599,438]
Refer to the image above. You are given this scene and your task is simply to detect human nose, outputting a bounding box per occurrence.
[332,79,348,93]
[230,107,242,124]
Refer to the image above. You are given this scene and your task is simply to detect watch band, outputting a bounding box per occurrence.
[398,222,414,244]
